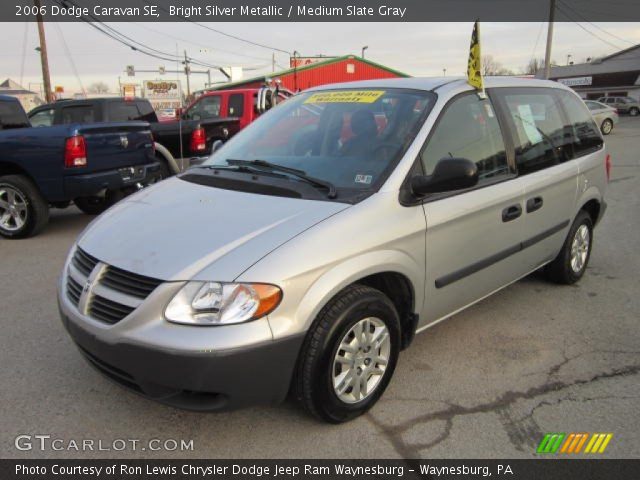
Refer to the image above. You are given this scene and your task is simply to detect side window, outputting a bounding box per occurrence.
[136,101,157,122]
[558,90,603,157]
[0,101,30,130]
[61,105,95,124]
[227,94,244,117]
[188,96,221,120]
[499,90,570,175]
[29,109,55,127]
[420,94,509,185]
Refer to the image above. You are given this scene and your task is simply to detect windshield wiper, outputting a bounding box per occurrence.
[226,159,337,199]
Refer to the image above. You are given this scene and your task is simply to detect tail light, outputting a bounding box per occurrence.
[190,127,206,154]
[64,135,87,168]
[605,153,611,182]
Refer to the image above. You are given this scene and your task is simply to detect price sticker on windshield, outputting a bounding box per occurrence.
[305,90,386,104]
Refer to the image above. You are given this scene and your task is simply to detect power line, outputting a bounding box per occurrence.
[132,22,272,63]
[140,0,291,55]
[53,21,86,95]
[555,3,626,51]
[557,0,636,47]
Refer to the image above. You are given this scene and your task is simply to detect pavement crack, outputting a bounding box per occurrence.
[367,362,640,458]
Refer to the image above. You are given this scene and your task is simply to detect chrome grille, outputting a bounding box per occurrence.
[67,276,82,306]
[72,248,99,277]
[89,294,135,325]
[66,247,161,325]
[101,266,162,299]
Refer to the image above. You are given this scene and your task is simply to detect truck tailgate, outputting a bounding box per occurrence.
[78,122,155,172]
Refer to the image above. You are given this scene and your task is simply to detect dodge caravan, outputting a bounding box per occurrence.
[58,77,608,423]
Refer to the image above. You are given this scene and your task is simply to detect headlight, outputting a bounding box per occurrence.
[165,282,282,326]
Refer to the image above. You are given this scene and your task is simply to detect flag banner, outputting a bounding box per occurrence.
[467,20,483,92]
[2,459,640,479]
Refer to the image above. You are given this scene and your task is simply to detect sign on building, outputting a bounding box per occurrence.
[558,76,593,87]
[290,56,336,68]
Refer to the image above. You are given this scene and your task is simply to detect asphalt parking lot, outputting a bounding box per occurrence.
[1,117,639,460]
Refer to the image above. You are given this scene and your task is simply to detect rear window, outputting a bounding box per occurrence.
[557,90,603,157]
[0,101,30,130]
[108,102,143,121]
[61,105,96,124]
[497,89,572,175]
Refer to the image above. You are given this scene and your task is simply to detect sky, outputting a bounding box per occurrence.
[1,21,639,95]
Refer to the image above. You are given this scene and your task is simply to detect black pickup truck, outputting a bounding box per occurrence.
[0,95,158,238]
[28,97,241,177]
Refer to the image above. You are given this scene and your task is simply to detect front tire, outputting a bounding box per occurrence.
[545,211,593,284]
[294,284,401,423]
[601,118,613,135]
[0,175,49,239]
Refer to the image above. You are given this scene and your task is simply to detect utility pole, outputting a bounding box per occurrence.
[543,0,556,79]
[34,0,53,102]
[183,50,191,98]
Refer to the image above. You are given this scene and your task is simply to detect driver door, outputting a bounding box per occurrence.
[419,92,528,327]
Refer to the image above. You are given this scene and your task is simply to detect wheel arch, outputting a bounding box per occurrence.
[279,250,423,348]
[0,162,37,184]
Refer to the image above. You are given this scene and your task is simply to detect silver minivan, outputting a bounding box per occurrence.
[58,77,608,423]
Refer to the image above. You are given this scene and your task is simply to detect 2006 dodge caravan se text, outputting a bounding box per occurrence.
[58,77,608,423]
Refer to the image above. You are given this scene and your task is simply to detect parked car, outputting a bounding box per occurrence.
[29,87,286,177]
[597,96,639,116]
[0,95,158,238]
[585,100,619,135]
[59,77,607,422]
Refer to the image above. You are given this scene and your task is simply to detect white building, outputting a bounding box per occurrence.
[538,44,640,101]
[0,79,44,112]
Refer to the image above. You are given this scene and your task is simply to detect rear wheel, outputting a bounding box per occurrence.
[74,190,124,215]
[294,284,401,423]
[545,210,593,284]
[0,175,49,239]
[601,118,613,135]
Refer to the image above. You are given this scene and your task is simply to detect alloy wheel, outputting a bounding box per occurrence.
[0,186,28,232]
[570,224,590,273]
[332,317,391,404]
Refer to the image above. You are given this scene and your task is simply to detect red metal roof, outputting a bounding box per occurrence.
[213,55,408,92]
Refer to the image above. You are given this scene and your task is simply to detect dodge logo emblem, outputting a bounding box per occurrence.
[120,135,129,148]
[83,281,91,293]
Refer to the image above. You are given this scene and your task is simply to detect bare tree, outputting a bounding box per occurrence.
[87,81,109,94]
[523,57,545,75]
[481,55,512,76]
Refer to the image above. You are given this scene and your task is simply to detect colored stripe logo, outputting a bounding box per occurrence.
[537,433,613,454]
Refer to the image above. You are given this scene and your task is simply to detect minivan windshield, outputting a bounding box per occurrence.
[201,88,435,200]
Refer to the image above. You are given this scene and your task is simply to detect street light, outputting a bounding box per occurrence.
[443,68,447,76]
[361,46,368,59]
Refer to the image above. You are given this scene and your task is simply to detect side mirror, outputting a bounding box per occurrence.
[211,139,224,153]
[411,158,478,196]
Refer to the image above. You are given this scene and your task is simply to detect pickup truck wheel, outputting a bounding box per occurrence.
[293,284,401,423]
[0,175,49,239]
[601,119,613,135]
[74,191,124,215]
[629,107,639,117]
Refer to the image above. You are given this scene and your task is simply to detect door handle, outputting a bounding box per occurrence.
[502,204,522,222]
[526,196,544,213]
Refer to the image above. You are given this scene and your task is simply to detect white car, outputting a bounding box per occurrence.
[585,100,619,135]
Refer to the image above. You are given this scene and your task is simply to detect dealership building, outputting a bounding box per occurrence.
[539,44,640,101]
[210,55,408,92]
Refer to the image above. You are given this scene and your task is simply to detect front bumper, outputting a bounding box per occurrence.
[64,162,162,199]
[58,277,303,411]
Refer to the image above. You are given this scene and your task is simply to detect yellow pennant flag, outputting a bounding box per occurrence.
[467,20,484,92]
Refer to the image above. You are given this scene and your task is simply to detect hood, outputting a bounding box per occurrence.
[78,177,349,281]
